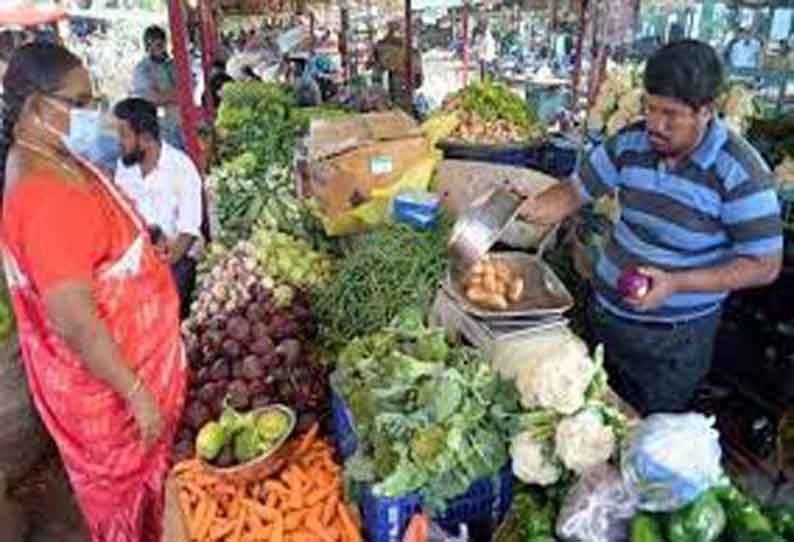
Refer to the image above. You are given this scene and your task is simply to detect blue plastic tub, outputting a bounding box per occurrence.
[331,391,358,459]
[360,464,514,542]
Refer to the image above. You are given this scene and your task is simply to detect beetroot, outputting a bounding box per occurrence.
[248,379,268,396]
[173,440,194,462]
[227,317,251,342]
[231,360,245,380]
[194,367,211,385]
[183,401,211,430]
[209,359,230,381]
[196,383,217,404]
[618,267,652,300]
[222,339,242,358]
[250,336,274,355]
[227,380,250,410]
[251,321,270,340]
[241,355,266,380]
[204,330,223,348]
[251,396,272,410]
[275,339,302,365]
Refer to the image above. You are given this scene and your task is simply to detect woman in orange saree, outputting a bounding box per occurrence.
[1,43,187,542]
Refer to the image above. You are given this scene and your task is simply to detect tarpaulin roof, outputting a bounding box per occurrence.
[0,2,67,26]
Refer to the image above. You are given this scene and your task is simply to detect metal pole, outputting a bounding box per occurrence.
[168,0,203,169]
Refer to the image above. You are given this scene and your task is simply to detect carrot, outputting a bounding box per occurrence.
[296,423,320,454]
[229,515,246,542]
[283,509,306,532]
[208,519,237,541]
[287,532,316,542]
[322,494,339,526]
[263,487,281,510]
[337,503,362,542]
[271,510,284,542]
[305,484,339,507]
[402,513,429,542]
[306,517,336,542]
[196,498,218,541]
[188,497,208,538]
[264,480,291,496]
[288,464,311,487]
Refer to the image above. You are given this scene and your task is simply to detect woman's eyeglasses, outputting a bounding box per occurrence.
[46,93,100,109]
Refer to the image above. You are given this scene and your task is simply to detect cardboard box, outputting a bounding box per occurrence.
[301,111,430,218]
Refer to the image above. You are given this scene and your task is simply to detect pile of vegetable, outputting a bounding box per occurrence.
[210,82,344,249]
[463,256,525,310]
[196,403,293,467]
[443,81,544,144]
[174,424,363,542]
[334,308,521,509]
[490,328,626,485]
[630,483,794,542]
[178,245,328,460]
[589,65,756,137]
[250,228,332,290]
[588,64,644,136]
[315,219,450,350]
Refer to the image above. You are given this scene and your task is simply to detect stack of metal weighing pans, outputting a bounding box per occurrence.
[440,186,573,345]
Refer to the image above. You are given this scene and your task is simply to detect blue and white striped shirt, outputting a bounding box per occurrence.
[575,119,783,323]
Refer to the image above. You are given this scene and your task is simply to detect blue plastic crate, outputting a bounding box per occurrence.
[331,391,358,459]
[360,464,514,542]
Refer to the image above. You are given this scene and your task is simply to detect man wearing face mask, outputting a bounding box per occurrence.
[131,25,185,150]
[516,41,783,415]
[113,98,203,316]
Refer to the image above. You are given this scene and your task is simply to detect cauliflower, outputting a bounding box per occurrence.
[514,333,594,415]
[555,409,616,474]
[510,432,562,486]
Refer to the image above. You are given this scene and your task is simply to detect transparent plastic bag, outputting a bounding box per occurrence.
[556,463,637,542]
[621,413,723,512]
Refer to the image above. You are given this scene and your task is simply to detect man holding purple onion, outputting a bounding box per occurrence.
[518,41,783,415]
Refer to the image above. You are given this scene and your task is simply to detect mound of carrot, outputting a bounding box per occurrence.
[172,423,363,542]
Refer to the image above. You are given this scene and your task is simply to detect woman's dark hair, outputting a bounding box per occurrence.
[0,42,82,192]
[113,98,160,141]
[143,25,167,48]
[644,39,724,111]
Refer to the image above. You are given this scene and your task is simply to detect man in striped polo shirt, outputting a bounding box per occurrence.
[520,40,783,415]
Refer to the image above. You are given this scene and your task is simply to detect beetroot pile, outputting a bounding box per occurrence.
[175,246,329,460]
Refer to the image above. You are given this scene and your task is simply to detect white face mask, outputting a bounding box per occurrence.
[41,101,120,168]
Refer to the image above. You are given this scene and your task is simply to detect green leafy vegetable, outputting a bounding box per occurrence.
[335,311,521,511]
[316,220,450,350]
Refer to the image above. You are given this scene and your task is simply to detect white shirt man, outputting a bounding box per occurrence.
[113,98,203,314]
[115,141,203,245]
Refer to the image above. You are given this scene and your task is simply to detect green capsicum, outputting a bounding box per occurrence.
[666,490,726,542]
[631,513,666,542]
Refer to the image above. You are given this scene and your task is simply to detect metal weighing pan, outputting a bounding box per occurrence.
[442,251,574,319]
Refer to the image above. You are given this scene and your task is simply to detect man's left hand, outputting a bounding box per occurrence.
[628,267,679,312]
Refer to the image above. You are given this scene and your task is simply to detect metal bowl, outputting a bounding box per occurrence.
[201,404,296,482]
[448,187,522,281]
[442,252,573,319]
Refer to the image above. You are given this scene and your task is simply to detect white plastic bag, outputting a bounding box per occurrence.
[556,463,637,542]
[621,413,723,512]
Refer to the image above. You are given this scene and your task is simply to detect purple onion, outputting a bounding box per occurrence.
[618,268,652,300]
